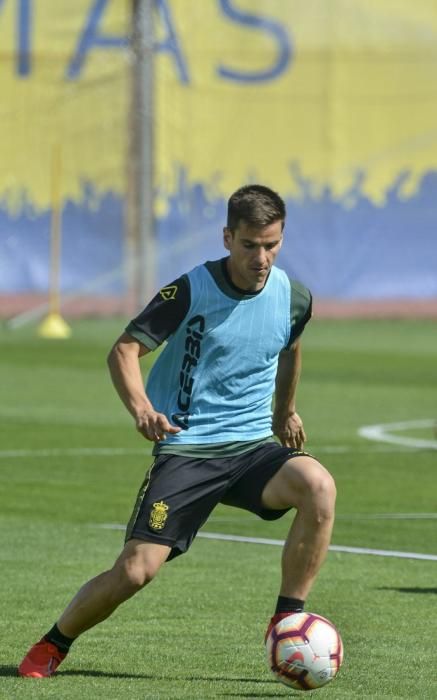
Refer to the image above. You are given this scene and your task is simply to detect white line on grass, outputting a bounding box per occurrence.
[336,512,437,520]
[0,405,129,427]
[359,419,437,450]
[95,524,437,562]
[0,447,151,458]
[206,513,437,522]
[0,444,422,459]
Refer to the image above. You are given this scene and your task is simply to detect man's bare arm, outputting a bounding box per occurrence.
[107,332,181,442]
[272,339,307,450]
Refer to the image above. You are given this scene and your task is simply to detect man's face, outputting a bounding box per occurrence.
[223,219,283,291]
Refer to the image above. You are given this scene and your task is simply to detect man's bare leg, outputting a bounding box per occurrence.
[57,540,171,637]
[261,456,336,630]
[18,540,170,677]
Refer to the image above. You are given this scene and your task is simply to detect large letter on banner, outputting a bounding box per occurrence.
[155,0,189,84]
[0,0,33,75]
[217,0,292,82]
[66,0,128,80]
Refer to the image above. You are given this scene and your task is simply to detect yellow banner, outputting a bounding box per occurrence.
[0,0,129,211]
[1,0,437,209]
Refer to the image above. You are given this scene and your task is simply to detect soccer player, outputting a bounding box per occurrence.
[18,184,336,678]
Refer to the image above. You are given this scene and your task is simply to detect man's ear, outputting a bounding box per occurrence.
[223,227,232,250]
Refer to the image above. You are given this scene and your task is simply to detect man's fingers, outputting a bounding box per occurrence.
[282,435,297,449]
[282,431,306,450]
[156,416,182,435]
[136,414,182,441]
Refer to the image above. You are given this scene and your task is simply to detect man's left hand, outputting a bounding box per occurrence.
[273,411,307,450]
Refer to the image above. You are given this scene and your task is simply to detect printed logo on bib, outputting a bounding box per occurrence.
[159,285,178,301]
[176,315,205,429]
[171,412,190,430]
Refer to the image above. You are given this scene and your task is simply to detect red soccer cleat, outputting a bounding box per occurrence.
[18,638,67,678]
[265,612,296,644]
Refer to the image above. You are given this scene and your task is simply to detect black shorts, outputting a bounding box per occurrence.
[125,443,311,560]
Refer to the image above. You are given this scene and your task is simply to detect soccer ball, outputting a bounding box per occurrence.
[266,612,343,691]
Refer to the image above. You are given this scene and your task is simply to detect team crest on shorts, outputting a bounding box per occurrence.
[149,500,169,531]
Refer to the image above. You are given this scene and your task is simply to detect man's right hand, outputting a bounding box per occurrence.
[135,410,182,442]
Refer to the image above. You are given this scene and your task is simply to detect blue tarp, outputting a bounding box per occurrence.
[1,170,436,300]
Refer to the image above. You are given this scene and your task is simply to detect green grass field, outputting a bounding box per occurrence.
[1,318,436,699]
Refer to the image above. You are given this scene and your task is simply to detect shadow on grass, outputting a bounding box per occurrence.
[0,668,154,680]
[61,670,280,684]
[0,665,290,698]
[1,665,280,687]
[218,693,295,698]
[0,666,18,677]
[378,586,437,594]
[60,669,154,679]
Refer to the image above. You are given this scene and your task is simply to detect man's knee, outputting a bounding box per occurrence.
[304,462,336,500]
[304,467,336,520]
[112,540,170,596]
[262,456,336,512]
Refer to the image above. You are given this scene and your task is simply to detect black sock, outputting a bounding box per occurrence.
[275,595,305,615]
[44,623,76,654]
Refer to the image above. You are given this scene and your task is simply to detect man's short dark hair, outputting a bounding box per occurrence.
[226,184,286,232]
